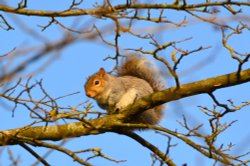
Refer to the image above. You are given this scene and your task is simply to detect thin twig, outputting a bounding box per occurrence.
[19,142,50,166]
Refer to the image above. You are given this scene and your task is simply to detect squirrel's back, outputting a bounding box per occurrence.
[118,55,164,92]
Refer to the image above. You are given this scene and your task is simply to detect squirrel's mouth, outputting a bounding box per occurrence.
[86,90,99,98]
[86,91,95,98]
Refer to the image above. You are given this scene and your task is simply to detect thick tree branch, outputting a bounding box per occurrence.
[123,68,250,117]
[0,68,249,145]
[0,2,250,17]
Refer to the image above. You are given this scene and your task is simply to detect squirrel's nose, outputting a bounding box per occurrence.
[86,90,94,98]
[86,91,91,97]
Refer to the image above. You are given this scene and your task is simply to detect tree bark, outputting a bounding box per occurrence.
[1,68,249,146]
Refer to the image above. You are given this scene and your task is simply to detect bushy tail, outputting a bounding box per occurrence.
[118,55,165,124]
[118,55,165,92]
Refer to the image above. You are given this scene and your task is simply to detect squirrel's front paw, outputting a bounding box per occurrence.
[115,100,130,111]
[115,88,137,111]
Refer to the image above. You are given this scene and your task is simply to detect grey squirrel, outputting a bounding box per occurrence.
[84,55,165,125]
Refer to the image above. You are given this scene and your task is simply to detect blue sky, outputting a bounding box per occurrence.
[0,1,250,166]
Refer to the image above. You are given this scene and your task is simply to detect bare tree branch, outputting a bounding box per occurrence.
[19,142,50,166]
[0,2,250,17]
[118,130,176,166]
[0,68,249,145]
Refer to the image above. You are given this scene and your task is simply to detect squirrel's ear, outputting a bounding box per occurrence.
[98,68,106,77]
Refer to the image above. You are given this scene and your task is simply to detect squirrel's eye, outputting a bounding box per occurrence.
[94,80,100,85]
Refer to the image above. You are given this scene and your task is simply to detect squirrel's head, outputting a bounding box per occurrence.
[85,68,108,99]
